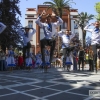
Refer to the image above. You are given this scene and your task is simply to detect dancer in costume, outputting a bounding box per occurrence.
[57,30,76,71]
[35,10,63,67]
[18,26,36,67]
[84,21,100,72]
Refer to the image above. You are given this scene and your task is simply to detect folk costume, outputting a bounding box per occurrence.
[6,46,16,71]
[57,31,75,68]
[84,23,100,71]
[18,27,36,66]
[35,53,42,68]
[35,15,63,66]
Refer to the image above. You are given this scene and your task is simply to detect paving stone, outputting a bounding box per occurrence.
[89,82,100,87]
[48,84,74,91]
[33,82,55,87]
[17,79,34,83]
[68,87,97,95]
[53,79,77,83]
[0,66,100,100]
[90,97,100,100]
[25,88,58,97]
[0,93,35,100]
[45,92,88,100]
[0,89,14,95]
[11,85,38,91]
[0,82,19,86]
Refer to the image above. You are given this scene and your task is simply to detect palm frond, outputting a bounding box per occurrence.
[43,2,55,5]
[43,0,76,17]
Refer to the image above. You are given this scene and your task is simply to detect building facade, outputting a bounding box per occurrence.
[25,5,79,54]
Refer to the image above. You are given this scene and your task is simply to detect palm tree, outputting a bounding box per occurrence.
[75,12,94,47]
[43,0,75,52]
[43,0,75,30]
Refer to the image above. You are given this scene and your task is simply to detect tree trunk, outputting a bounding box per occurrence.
[57,11,62,53]
[83,30,86,48]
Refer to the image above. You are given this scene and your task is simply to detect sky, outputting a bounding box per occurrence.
[19,0,100,38]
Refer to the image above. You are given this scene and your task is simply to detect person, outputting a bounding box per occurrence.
[18,26,36,67]
[6,46,16,71]
[0,49,6,71]
[57,30,76,71]
[84,21,100,72]
[35,52,42,68]
[18,53,23,69]
[88,48,94,71]
[0,22,6,34]
[35,10,63,66]
[98,49,100,60]
[72,48,78,71]
[78,46,85,71]
[25,54,33,71]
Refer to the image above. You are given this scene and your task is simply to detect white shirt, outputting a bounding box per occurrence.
[35,16,63,39]
[0,22,6,34]
[18,28,36,46]
[84,24,100,45]
[57,31,75,48]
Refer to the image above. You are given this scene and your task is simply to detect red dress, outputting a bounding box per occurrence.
[18,56,23,66]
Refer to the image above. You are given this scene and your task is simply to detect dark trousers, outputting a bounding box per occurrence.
[63,47,74,66]
[40,38,56,64]
[89,59,94,71]
[0,60,6,71]
[23,46,30,66]
[78,57,84,70]
[91,45,97,69]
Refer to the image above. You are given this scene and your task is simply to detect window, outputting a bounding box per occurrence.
[61,22,67,29]
[28,21,33,28]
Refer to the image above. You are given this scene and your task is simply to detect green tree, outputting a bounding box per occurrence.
[75,12,94,47]
[95,2,100,13]
[0,0,22,51]
[94,2,100,21]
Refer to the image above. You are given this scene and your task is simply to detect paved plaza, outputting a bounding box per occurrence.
[0,67,100,100]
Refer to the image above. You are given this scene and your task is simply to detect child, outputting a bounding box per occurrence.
[25,55,33,71]
[6,46,15,71]
[44,46,50,72]
[18,53,23,69]
[65,52,73,71]
[35,52,42,68]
